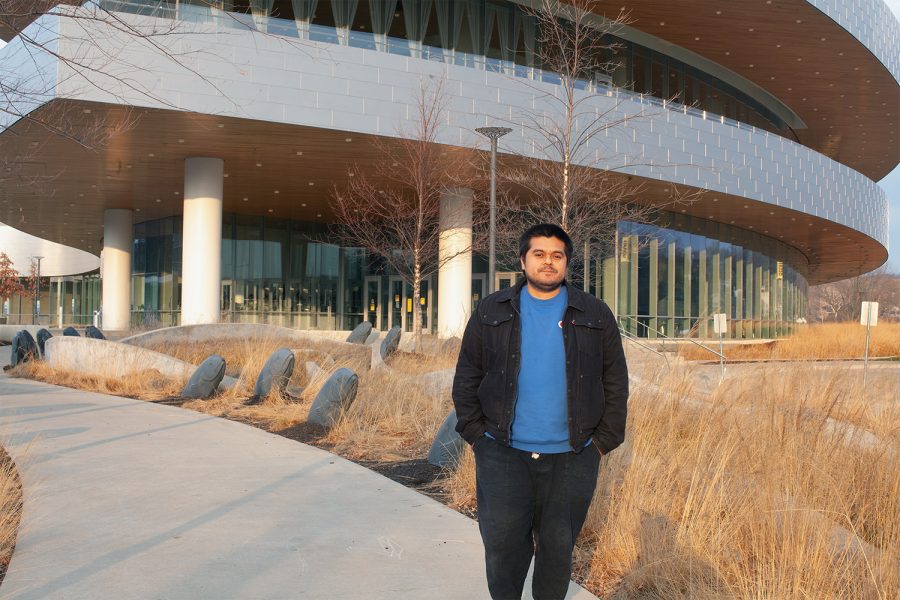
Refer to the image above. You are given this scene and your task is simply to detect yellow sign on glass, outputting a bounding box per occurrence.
[620,237,631,262]
[406,298,412,312]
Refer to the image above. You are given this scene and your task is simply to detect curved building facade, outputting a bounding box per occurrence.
[0,0,895,337]
[0,223,100,325]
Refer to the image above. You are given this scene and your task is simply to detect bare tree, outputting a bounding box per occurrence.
[808,267,899,322]
[1,2,185,148]
[330,79,474,350]
[493,0,701,287]
[0,1,309,152]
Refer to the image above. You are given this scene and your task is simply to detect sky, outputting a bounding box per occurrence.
[879,0,900,272]
[0,4,897,271]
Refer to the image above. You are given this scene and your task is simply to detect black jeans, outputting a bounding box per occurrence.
[473,436,601,600]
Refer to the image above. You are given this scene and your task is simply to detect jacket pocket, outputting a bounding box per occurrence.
[476,372,505,424]
[481,311,514,372]
[477,311,514,425]
[481,312,514,327]
[577,376,605,429]
[573,317,604,357]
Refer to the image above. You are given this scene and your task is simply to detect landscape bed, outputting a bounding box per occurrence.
[8,330,899,598]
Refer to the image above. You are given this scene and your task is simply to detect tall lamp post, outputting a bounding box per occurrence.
[31,255,43,325]
[475,127,512,295]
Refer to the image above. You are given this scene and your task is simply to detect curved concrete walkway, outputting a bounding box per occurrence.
[0,375,597,600]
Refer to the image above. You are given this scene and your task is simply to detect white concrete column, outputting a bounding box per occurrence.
[181,157,224,325]
[437,188,473,339]
[101,209,133,331]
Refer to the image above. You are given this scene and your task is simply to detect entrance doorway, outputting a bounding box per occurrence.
[363,275,382,330]
[388,276,405,331]
[387,275,435,333]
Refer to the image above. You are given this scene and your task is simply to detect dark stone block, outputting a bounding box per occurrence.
[380,325,401,360]
[249,348,295,403]
[36,329,53,356]
[307,368,359,427]
[10,330,38,367]
[181,354,226,399]
[85,325,106,340]
[345,321,373,344]
[427,410,466,467]
[62,327,80,337]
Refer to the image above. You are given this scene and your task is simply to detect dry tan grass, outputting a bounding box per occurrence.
[137,337,452,463]
[0,447,22,584]
[322,370,451,461]
[182,385,314,434]
[446,365,900,599]
[384,350,457,374]
[680,322,900,361]
[11,361,185,401]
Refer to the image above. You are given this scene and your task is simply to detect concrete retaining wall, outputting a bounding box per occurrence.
[45,336,196,382]
[122,323,327,347]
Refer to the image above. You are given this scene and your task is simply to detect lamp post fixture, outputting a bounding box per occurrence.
[31,255,43,325]
[475,126,512,295]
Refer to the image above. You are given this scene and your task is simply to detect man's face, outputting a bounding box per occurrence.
[520,236,568,293]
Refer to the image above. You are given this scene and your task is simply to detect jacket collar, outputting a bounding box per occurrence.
[496,276,586,312]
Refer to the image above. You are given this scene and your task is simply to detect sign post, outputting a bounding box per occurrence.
[860,301,878,386]
[713,313,728,381]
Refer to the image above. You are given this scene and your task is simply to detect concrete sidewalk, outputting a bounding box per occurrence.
[0,376,597,600]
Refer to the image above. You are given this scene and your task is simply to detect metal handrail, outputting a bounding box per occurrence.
[618,328,665,356]
[618,315,726,361]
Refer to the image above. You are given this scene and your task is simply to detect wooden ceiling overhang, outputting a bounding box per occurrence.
[0,102,886,286]
[581,0,900,181]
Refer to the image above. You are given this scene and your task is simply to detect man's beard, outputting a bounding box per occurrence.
[525,268,565,292]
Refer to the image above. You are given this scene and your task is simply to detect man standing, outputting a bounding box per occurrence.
[452,223,629,600]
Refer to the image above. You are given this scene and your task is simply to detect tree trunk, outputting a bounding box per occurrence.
[413,257,422,353]
[561,157,570,229]
[583,239,590,292]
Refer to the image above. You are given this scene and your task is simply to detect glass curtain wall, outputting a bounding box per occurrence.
[102,0,793,137]
[1,273,100,326]
[599,214,808,339]
[132,214,484,332]
[132,217,180,327]
[133,214,379,330]
[133,212,807,338]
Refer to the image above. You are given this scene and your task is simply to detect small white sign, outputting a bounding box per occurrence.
[713,313,728,334]
[860,302,879,327]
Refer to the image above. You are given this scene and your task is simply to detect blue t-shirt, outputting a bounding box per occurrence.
[510,285,571,453]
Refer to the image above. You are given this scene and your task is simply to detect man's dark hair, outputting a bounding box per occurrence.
[519,223,574,261]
